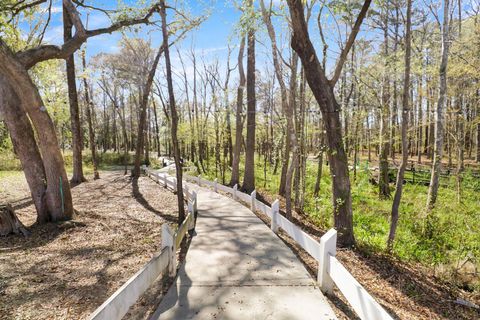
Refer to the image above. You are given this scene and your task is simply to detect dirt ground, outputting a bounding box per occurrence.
[251,191,480,320]
[0,170,180,320]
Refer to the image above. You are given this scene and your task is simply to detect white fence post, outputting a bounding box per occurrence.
[271,199,279,233]
[233,184,238,200]
[197,175,201,186]
[250,190,256,211]
[187,203,195,231]
[172,178,177,192]
[192,191,198,214]
[161,224,176,277]
[214,178,218,192]
[162,174,167,188]
[318,229,337,294]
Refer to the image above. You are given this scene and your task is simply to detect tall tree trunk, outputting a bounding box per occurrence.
[63,5,85,184]
[230,37,246,186]
[242,9,256,193]
[456,100,464,203]
[81,50,99,180]
[427,0,450,210]
[455,2,464,203]
[285,55,299,217]
[379,3,391,199]
[152,99,161,157]
[260,0,298,216]
[160,0,185,224]
[0,76,48,223]
[388,0,411,250]
[132,47,163,177]
[287,0,371,246]
[145,102,151,166]
[0,39,74,221]
[120,97,129,175]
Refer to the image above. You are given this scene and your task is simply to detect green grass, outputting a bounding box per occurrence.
[0,149,158,173]
[185,154,480,290]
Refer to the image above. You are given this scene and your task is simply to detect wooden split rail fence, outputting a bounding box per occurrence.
[183,173,394,320]
[87,166,197,320]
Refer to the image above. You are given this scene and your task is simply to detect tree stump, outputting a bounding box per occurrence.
[0,204,30,236]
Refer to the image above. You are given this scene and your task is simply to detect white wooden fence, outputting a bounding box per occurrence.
[183,174,393,320]
[88,167,197,320]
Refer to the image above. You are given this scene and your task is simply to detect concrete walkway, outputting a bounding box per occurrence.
[150,179,337,320]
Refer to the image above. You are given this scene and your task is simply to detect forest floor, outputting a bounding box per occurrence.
[0,170,179,320]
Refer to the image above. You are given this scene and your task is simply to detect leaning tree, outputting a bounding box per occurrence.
[0,0,163,223]
[286,0,372,246]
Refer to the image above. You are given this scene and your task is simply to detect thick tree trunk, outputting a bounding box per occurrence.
[63,5,85,184]
[0,76,48,223]
[427,0,450,210]
[287,0,366,246]
[0,40,74,221]
[242,13,256,193]
[230,37,246,186]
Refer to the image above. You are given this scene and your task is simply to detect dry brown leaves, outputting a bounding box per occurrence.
[0,171,179,320]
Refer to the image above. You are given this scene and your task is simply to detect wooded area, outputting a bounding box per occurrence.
[1,0,479,318]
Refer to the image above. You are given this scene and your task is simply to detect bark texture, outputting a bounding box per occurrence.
[63,4,85,184]
[287,0,370,246]
[0,205,30,237]
[0,76,48,223]
[160,0,185,224]
[242,10,256,193]
[0,39,74,221]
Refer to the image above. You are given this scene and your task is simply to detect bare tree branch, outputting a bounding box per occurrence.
[330,0,372,86]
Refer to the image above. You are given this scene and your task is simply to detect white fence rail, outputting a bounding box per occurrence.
[89,243,170,320]
[184,174,393,320]
[88,167,197,320]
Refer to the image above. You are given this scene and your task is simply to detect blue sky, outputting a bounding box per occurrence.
[18,0,436,86]
[33,1,243,58]
[16,0,468,82]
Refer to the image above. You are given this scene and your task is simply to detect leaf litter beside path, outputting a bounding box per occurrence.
[0,170,181,320]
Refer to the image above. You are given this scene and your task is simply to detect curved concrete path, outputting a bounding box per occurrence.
[150,179,337,320]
